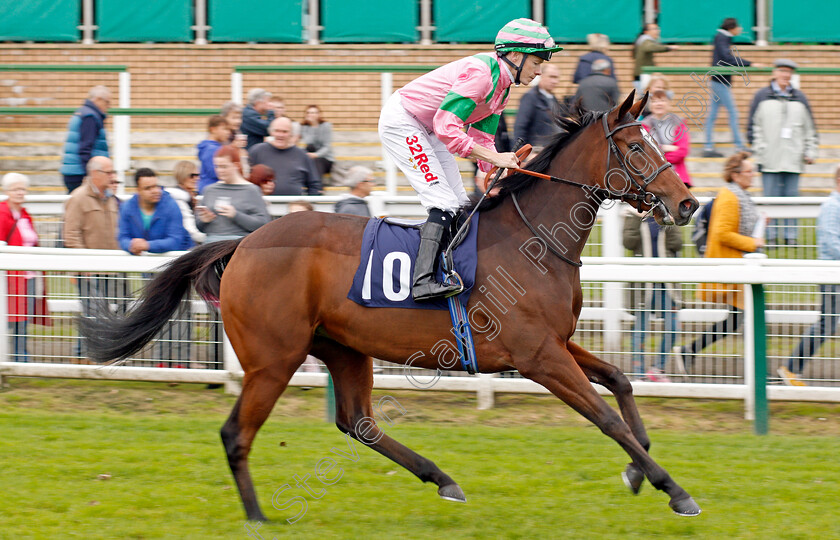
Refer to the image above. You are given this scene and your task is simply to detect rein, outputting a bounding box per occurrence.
[508,114,673,267]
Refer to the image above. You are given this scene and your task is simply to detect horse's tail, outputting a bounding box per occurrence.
[79,239,243,363]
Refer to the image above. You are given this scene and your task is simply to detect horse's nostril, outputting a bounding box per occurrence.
[679,199,698,218]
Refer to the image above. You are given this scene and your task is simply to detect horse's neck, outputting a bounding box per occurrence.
[516,142,604,261]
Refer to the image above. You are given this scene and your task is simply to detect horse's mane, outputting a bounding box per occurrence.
[466,104,607,213]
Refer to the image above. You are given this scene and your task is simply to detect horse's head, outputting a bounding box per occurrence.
[600,90,699,226]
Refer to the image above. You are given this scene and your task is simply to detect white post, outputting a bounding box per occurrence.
[80,0,95,44]
[477,373,495,410]
[0,267,8,362]
[755,0,769,46]
[194,0,208,45]
[743,283,756,420]
[113,71,131,196]
[419,0,433,45]
[531,0,544,24]
[223,329,242,395]
[307,0,320,45]
[601,203,624,349]
[381,72,397,196]
[231,72,243,104]
[644,0,656,24]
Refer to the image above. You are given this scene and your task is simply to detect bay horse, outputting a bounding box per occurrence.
[81,90,702,520]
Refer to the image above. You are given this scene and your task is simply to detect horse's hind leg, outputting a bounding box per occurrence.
[312,339,465,502]
[221,363,301,521]
[567,340,648,494]
[520,339,700,516]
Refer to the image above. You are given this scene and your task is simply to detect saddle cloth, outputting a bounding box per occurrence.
[347,215,479,310]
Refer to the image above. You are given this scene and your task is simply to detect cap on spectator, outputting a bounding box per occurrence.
[774,58,798,70]
[344,166,375,187]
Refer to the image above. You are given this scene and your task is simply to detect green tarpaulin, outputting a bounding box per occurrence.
[659,0,754,43]
[772,0,840,43]
[546,0,642,43]
[96,0,192,42]
[434,0,530,43]
[322,0,417,43]
[0,0,79,42]
[209,0,303,43]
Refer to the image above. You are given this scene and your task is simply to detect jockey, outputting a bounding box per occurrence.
[378,18,563,302]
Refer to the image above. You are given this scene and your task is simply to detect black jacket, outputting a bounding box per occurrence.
[711,30,751,85]
[513,87,559,147]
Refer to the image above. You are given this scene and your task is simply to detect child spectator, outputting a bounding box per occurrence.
[197,115,231,194]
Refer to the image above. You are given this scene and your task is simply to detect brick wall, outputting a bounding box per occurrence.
[1,43,839,132]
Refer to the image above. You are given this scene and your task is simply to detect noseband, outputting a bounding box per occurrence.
[509,113,674,267]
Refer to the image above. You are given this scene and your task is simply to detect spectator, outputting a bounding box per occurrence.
[641,90,692,187]
[645,73,672,98]
[574,59,620,113]
[220,101,244,143]
[513,63,561,149]
[167,160,206,245]
[1,173,49,362]
[301,105,336,178]
[703,18,754,157]
[623,208,683,382]
[287,200,314,213]
[247,164,277,196]
[780,166,840,386]
[197,115,231,194]
[60,85,111,194]
[118,168,193,255]
[196,145,270,243]
[674,152,765,373]
[334,166,375,217]
[63,156,120,250]
[747,58,818,245]
[248,117,322,196]
[270,96,286,118]
[639,73,673,119]
[241,89,277,150]
[632,23,678,94]
[63,156,125,357]
[573,33,617,84]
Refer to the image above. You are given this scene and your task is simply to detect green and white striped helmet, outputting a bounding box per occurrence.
[494,18,563,60]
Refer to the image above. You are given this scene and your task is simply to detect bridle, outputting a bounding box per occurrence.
[509,113,674,267]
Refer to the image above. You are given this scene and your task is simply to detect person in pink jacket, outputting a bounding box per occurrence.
[379,17,563,301]
[641,89,692,187]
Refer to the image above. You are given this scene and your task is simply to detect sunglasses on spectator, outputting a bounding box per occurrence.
[190,173,200,178]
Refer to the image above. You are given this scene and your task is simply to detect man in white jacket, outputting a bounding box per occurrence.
[747,58,818,245]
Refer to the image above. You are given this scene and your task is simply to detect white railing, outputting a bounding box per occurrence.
[2,246,840,434]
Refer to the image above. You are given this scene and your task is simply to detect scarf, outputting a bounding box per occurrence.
[727,183,759,237]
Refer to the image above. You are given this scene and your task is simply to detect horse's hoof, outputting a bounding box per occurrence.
[621,463,644,495]
[438,483,467,503]
[669,496,701,516]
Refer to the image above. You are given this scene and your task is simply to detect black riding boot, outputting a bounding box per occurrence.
[412,209,462,302]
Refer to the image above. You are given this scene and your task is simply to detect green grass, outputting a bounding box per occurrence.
[2,379,840,538]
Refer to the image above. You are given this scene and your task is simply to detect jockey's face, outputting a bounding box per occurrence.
[519,54,544,85]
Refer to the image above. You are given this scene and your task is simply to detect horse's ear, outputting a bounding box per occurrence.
[615,89,636,120]
[628,91,649,120]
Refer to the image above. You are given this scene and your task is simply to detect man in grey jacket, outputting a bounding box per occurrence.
[334,166,374,217]
[574,59,620,113]
[747,59,818,244]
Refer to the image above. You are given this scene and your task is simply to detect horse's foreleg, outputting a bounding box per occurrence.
[567,340,649,494]
[314,340,465,502]
[520,339,700,516]
[221,367,297,522]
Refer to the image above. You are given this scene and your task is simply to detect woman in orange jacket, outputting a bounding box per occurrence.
[674,152,764,373]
